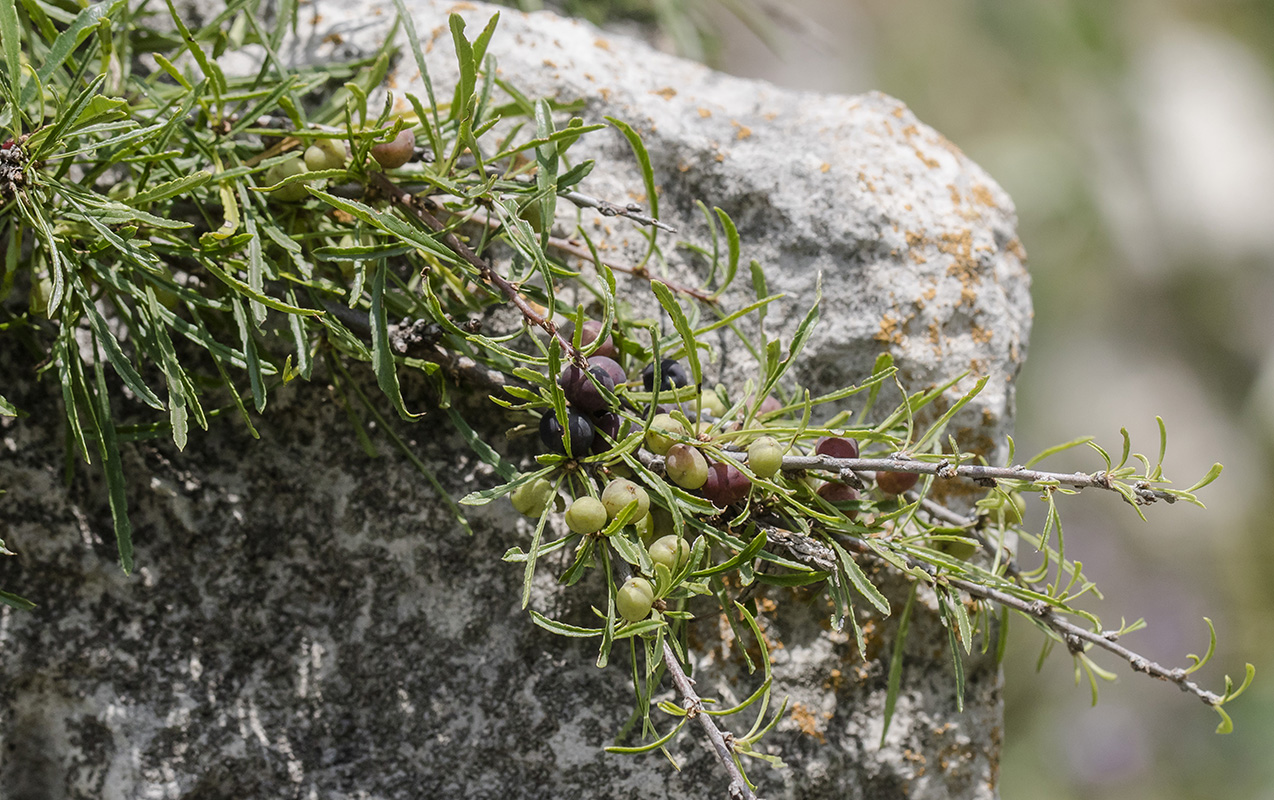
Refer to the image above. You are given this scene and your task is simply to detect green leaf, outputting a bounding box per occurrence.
[370,261,418,420]
[529,610,602,638]
[604,718,686,754]
[1186,462,1224,493]
[881,584,917,746]
[690,529,767,578]
[89,346,134,574]
[650,281,702,389]
[937,591,966,712]
[0,394,16,416]
[0,588,35,610]
[70,276,164,410]
[711,208,740,296]
[0,0,21,113]
[129,169,213,206]
[829,538,890,615]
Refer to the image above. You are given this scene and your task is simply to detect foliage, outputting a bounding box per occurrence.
[0,1,1252,794]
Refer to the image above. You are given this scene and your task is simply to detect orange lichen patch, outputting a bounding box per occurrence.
[960,285,978,307]
[922,285,937,302]
[447,2,478,11]
[913,146,940,169]
[820,162,831,173]
[789,703,830,743]
[715,152,726,163]
[599,87,612,101]
[876,313,904,344]
[901,124,919,139]
[651,86,677,100]
[594,37,611,50]
[697,107,712,118]
[939,229,981,286]
[764,111,778,121]
[678,162,692,173]
[824,668,845,692]
[322,32,343,45]
[971,183,996,207]
[735,126,752,140]
[928,321,943,348]
[542,59,557,68]
[970,323,992,344]
[311,13,324,25]
[948,184,962,206]
[892,106,906,119]
[1006,237,1026,260]
[968,358,986,375]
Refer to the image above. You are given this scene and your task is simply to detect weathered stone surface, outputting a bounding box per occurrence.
[0,2,1029,798]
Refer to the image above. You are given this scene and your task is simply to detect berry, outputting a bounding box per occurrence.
[559,364,615,412]
[590,411,622,454]
[510,477,553,517]
[649,535,691,572]
[817,481,859,518]
[747,436,786,478]
[565,497,609,534]
[561,320,618,359]
[815,436,859,460]
[645,413,685,455]
[876,470,919,495]
[698,390,728,419]
[702,462,750,507]
[602,478,650,521]
[936,537,978,561]
[664,443,708,490]
[587,355,627,387]
[758,395,783,415]
[616,577,655,622]
[265,157,310,202]
[304,137,346,171]
[371,128,416,168]
[540,409,594,456]
[642,358,690,392]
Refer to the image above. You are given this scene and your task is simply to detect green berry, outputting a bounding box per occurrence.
[747,436,786,478]
[565,496,608,534]
[616,577,655,622]
[645,413,685,455]
[510,477,553,517]
[649,535,691,572]
[601,478,650,521]
[698,390,728,419]
[664,443,708,490]
[265,156,310,202]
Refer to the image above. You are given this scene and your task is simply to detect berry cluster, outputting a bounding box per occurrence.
[263,128,417,202]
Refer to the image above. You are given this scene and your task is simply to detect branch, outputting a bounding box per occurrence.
[765,526,1224,708]
[661,640,759,800]
[559,188,677,233]
[459,208,720,306]
[369,172,584,362]
[779,453,1178,505]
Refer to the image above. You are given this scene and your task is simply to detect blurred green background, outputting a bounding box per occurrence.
[513,0,1274,796]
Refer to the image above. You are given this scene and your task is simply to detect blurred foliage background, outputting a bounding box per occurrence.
[506,0,1274,796]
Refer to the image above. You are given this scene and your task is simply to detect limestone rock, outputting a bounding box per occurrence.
[0,2,1029,798]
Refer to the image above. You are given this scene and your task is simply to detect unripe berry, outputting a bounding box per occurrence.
[746,436,786,478]
[265,156,310,202]
[645,413,685,455]
[371,128,416,169]
[664,443,708,490]
[510,477,553,517]
[565,496,608,534]
[617,577,655,622]
[602,478,650,521]
[698,390,728,419]
[649,535,691,572]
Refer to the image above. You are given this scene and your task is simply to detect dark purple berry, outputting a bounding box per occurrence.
[588,355,627,387]
[642,359,690,392]
[559,364,615,412]
[562,320,618,359]
[702,462,750,507]
[815,436,859,460]
[540,409,595,456]
[591,411,622,454]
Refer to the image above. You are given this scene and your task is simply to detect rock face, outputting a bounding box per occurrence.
[0,2,1029,799]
